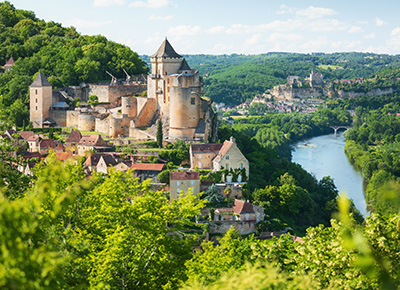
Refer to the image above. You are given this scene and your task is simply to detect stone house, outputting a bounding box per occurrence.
[213,199,264,223]
[130,163,166,183]
[65,130,82,148]
[212,137,249,182]
[3,56,14,72]
[170,171,200,200]
[27,135,40,152]
[38,139,58,155]
[77,134,109,155]
[189,143,223,169]
[96,155,117,174]
[114,161,132,172]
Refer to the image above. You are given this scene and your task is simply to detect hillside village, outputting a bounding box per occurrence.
[1,39,270,237]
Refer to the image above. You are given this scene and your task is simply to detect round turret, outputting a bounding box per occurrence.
[78,114,96,131]
[121,96,137,117]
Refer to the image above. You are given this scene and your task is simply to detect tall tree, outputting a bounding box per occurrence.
[156,119,163,148]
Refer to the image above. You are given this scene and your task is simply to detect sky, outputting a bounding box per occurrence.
[7,0,400,56]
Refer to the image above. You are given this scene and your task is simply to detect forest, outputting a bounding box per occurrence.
[0,1,148,130]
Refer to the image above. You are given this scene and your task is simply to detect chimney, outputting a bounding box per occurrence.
[230,136,236,144]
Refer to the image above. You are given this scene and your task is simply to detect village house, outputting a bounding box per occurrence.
[77,134,109,155]
[96,155,117,174]
[65,130,82,148]
[189,143,223,169]
[130,163,166,183]
[170,171,200,200]
[114,161,132,172]
[27,135,40,152]
[38,139,58,155]
[212,137,249,182]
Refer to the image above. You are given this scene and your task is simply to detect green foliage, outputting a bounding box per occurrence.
[202,184,224,203]
[159,139,189,166]
[157,169,170,184]
[156,119,163,148]
[0,2,148,129]
[87,94,99,106]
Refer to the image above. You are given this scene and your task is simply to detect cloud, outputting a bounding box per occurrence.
[348,26,363,33]
[93,0,125,7]
[67,18,112,29]
[149,14,174,20]
[129,0,174,8]
[206,25,225,34]
[364,32,375,39]
[276,5,296,15]
[167,25,202,36]
[388,27,400,48]
[374,17,387,27]
[296,6,337,19]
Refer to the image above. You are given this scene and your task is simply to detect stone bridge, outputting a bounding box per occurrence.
[330,126,352,134]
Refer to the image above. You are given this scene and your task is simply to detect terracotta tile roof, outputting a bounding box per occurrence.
[170,171,200,180]
[55,143,64,151]
[78,135,106,146]
[191,143,223,154]
[215,208,234,214]
[18,131,34,140]
[233,199,254,214]
[21,152,42,160]
[56,152,73,161]
[27,135,39,141]
[213,140,233,162]
[39,139,57,149]
[65,130,82,143]
[5,56,14,65]
[130,163,166,171]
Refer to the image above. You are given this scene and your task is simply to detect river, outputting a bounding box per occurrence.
[292,133,368,216]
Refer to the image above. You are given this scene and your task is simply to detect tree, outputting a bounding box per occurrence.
[156,119,163,148]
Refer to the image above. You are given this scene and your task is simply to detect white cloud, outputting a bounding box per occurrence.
[374,17,387,27]
[268,32,302,42]
[129,0,174,8]
[388,27,400,48]
[206,25,225,34]
[309,19,346,32]
[67,18,112,29]
[296,6,337,19]
[364,32,375,39]
[348,26,364,33]
[149,14,174,20]
[93,0,125,7]
[244,34,263,46]
[167,25,202,36]
[276,5,296,15]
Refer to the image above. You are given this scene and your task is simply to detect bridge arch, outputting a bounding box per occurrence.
[329,126,352,134]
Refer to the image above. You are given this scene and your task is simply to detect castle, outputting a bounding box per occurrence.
[30,38,217,142]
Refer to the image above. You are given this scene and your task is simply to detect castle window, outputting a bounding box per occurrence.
[35,106,38,111]
[35,89,37,94]
[191,97,195,105]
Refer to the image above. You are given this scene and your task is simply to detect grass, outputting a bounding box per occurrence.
[317,64,344,70]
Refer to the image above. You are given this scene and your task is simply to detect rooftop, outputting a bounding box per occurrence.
[151,38,182,58]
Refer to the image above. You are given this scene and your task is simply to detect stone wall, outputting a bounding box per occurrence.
[129,127,155,140]
[134,98,157,127]
[66,111,80,128]
[49,110,67,127]
[205,220,257,235]
[78,114,96,131]
[95,117,110,135]
[87,84,146,106]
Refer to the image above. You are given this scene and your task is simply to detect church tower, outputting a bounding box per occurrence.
[30,71,53,128]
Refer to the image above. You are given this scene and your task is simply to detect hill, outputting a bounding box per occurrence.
[0,1,148,129]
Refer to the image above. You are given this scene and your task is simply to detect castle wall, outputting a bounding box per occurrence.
[169,86,200,140]
[121,96,137,117]
[87,84,146,107]
[95,118,110,135]
[66,111,80,128]
[129,127,155,140]
[109,117,124,138]
[134,98,157,127]
[78,114,96,131]
[49,110,67,127]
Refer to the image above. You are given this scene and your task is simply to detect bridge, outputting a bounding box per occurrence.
[330,126,352,134]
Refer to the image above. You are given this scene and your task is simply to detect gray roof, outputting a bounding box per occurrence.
[151,38,182,58]
[179,58,191,71]
[52,102,69,108]
[30,71,52,87]
[42,118,55,124]
[195,119,206,134]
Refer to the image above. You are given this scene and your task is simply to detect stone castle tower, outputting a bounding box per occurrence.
[148,38,206,140]
[30,71,53,128]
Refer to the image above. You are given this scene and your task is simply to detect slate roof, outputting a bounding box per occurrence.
[194,119,206,134]
[151,38,182,58]
[84,154,103,167]
[100,155,117,167]
[233,199,254,214]
[65,130,82,144]
[42,118,55,125]
[52,102,69,108]
[130,163,166,171]
[30,71,52,87]
[179,58,191,71]
[170,171,200,180]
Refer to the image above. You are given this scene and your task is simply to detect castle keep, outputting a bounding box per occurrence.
[29,38,217,142]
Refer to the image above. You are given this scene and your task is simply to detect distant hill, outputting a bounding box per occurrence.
[0,1,148,129]
[142,52,400,106]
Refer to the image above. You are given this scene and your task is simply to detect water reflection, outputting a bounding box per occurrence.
[292,133,368,216]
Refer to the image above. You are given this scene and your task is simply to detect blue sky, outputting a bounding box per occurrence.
[8,0,400,55]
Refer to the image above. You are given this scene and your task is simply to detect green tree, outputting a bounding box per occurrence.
[156,119,163,148]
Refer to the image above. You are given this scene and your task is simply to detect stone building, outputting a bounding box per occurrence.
[29,38,217,142]
[170,171,200,200]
